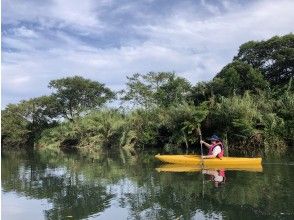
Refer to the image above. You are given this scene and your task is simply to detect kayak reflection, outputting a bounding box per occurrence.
[156,164,263,188]
[155,163,263,173]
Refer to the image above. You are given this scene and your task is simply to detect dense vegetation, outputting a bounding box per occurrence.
[2,34,293,157]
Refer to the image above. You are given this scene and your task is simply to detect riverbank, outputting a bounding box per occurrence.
[34,95,291,159]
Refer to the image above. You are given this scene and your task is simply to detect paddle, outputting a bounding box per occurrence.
[197,125,204,168]
[197,125,205,199]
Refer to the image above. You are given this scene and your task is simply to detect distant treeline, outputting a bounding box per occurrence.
[2,34,293,157]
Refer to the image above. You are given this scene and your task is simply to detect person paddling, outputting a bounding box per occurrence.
[200,134,224,159]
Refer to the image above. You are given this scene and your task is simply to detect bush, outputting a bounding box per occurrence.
[37,109,126,158]
[208,92,287,153]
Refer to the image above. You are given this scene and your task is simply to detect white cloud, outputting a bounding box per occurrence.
[2,0,105,32]
[201,0,221,15]
[2,37,34,51]
[50,0,102,28]
[13,26,38,38]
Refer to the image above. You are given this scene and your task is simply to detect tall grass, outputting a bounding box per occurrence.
[208,92,287,154]
[37,109,126,158]
[37,103,209,156]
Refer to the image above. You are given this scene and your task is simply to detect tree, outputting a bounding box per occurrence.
[190,81,213,105]
[208,92,286,152]
[23,96,60,141]
[1,96,59,148]
[275,79,294,144]
[155,73,192,107]
[48,76,115,121]
[121,72,192,108]
[213,61,269,97]
[1,104,31,147]
[234,34,294,86]
[163,102,208,153]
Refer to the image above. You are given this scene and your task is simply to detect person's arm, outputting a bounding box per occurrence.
[200,140,211,149]
[202,170,218,175]
[201,154,216,159]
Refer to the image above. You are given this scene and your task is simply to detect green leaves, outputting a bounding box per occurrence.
[2,76,115,148]
[275,87,294,143]
[213,61,269,97]
[235,33,294,86]
[1,96,59,148]
[121,72,192,108]
[49,76,115,121]
[37,110,127,158]
[1,104,31,148]
[208,91,288,153]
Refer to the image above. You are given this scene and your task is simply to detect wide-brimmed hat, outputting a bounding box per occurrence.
[208,134,221,141]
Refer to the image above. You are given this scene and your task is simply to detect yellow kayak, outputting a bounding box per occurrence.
[156,163,263,173]
[155,154,262,166]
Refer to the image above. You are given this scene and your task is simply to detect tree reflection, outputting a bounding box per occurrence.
[2,151,294,219]
[1,151,116,219]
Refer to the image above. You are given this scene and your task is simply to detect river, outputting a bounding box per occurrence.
[1,150,294,219]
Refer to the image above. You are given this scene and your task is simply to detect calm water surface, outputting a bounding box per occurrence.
[2,150,294,220]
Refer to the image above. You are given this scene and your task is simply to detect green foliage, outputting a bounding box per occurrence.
[121,72,192,108]
[190,81,212,105]
[213,61,269,96]
[1,96,59,148]
[209,93,259,140]
[122,108,161,149]
[234,33,294,86]
[37,109,126,158]
[23,96,60,140]
[120,103,208,153]
[161,103,208,149]
[208,92,287,153]
[275,84,294,144]
[37,102,208,156]
[191,61,269,102]
[1,104,31,147]
[49,76,115,121]
[79,110,126,151]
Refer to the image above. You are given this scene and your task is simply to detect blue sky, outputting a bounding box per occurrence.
[2,0,294,107]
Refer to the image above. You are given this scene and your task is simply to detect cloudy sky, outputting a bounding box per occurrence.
[2,0,294,107]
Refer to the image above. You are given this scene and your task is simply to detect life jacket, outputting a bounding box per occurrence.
[218,169,225,177]
[210,169,226,183]
[208,142,224,158]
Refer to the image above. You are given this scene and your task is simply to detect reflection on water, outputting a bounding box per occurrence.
[2,150,294,219]
[156,163,263,189]
[202,169,226,188]
[156,163,263,173]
